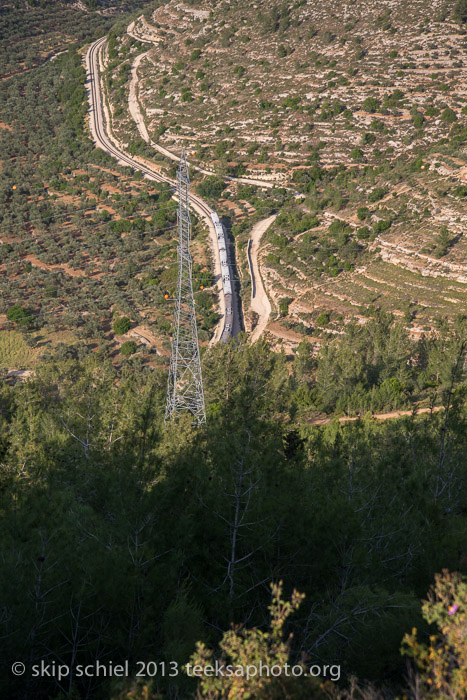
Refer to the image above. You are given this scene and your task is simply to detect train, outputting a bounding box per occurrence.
[211,212,233,340]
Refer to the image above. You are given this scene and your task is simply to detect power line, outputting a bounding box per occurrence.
[165,151,206,425]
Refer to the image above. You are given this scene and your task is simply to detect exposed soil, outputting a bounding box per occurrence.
[249,214,277,342]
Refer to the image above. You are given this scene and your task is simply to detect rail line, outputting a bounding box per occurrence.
[87,39,213,216]
[85,37,242,341]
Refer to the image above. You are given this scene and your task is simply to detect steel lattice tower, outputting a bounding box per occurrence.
[165,151,206,425]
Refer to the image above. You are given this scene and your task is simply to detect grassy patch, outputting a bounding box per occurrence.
[0,331,39,369]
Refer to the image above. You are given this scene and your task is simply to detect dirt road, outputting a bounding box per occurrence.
[248,214,277,342]
[125,21,276,188]
[309,405,443,426]
[128,52,151,143]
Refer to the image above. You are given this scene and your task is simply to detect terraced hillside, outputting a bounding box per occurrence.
[122,0,466,174]
[104,0,467,348]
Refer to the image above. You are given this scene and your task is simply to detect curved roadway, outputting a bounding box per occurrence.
[247,214,277,342]
[85,37,242,341]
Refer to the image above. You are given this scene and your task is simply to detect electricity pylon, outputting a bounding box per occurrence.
[165,151,206,425]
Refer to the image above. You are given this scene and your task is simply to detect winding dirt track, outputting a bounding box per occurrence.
[248,214,278,342]
[125,21,277,188]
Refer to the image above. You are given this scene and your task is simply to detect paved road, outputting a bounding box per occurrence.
[85,37,243,342]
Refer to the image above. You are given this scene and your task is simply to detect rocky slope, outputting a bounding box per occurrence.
[97,0,467,345]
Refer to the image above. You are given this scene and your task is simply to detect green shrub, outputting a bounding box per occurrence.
[411,155,425,172]
[413,114,425,128]
[434,225,454,258]
[368,187,388,203]
[373,219,391,233]
[120,340,138,357]
[316,312,330,326]
[361,132,376,145]
[441,107,457,123]
[385,89,404,105]
[453,0,467,23]
[281,96,301,110]
[291,214,319,233]
[292,166,323,185]
[402,571,467,697]
[329,219,349,234]
[271,233,288,248]
[113,317,132,335]
[363,97,380,113]
[357,206,369,220]
[350,147,364,161]
[6,305,34,328]
[279,297,293,317]
[111,219,132,233]
[44,285,58,298]
[233,64,246,77]
[196,177,225,199]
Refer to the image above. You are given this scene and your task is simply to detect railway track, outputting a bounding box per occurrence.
[85,38,242,340]
[87,39,214,218]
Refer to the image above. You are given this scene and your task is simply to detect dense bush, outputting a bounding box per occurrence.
[0,315,466,700]
[441,107,457,123]
[363,96,380,113]
[373,219,391,233]
[453,0,467,23]
[120,340,138,356]
[368,186,388,202]
[113,316,132,335]
[6,305,34,328]
[357,206,369,220]
[350,147,364,160]
[196,176,225,199]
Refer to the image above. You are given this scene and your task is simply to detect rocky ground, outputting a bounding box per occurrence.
[105,0,467,348]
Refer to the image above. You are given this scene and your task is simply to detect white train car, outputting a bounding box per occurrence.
[217,235,227,253]
[211,212,234,340]
[222,274,232,297]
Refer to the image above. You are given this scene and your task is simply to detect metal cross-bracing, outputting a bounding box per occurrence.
[165,152,206,425]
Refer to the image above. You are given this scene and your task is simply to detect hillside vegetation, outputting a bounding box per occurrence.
[0,1,218,370]
[0,2,467,699]
[106,0,467,343]
[1,334,467,699]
